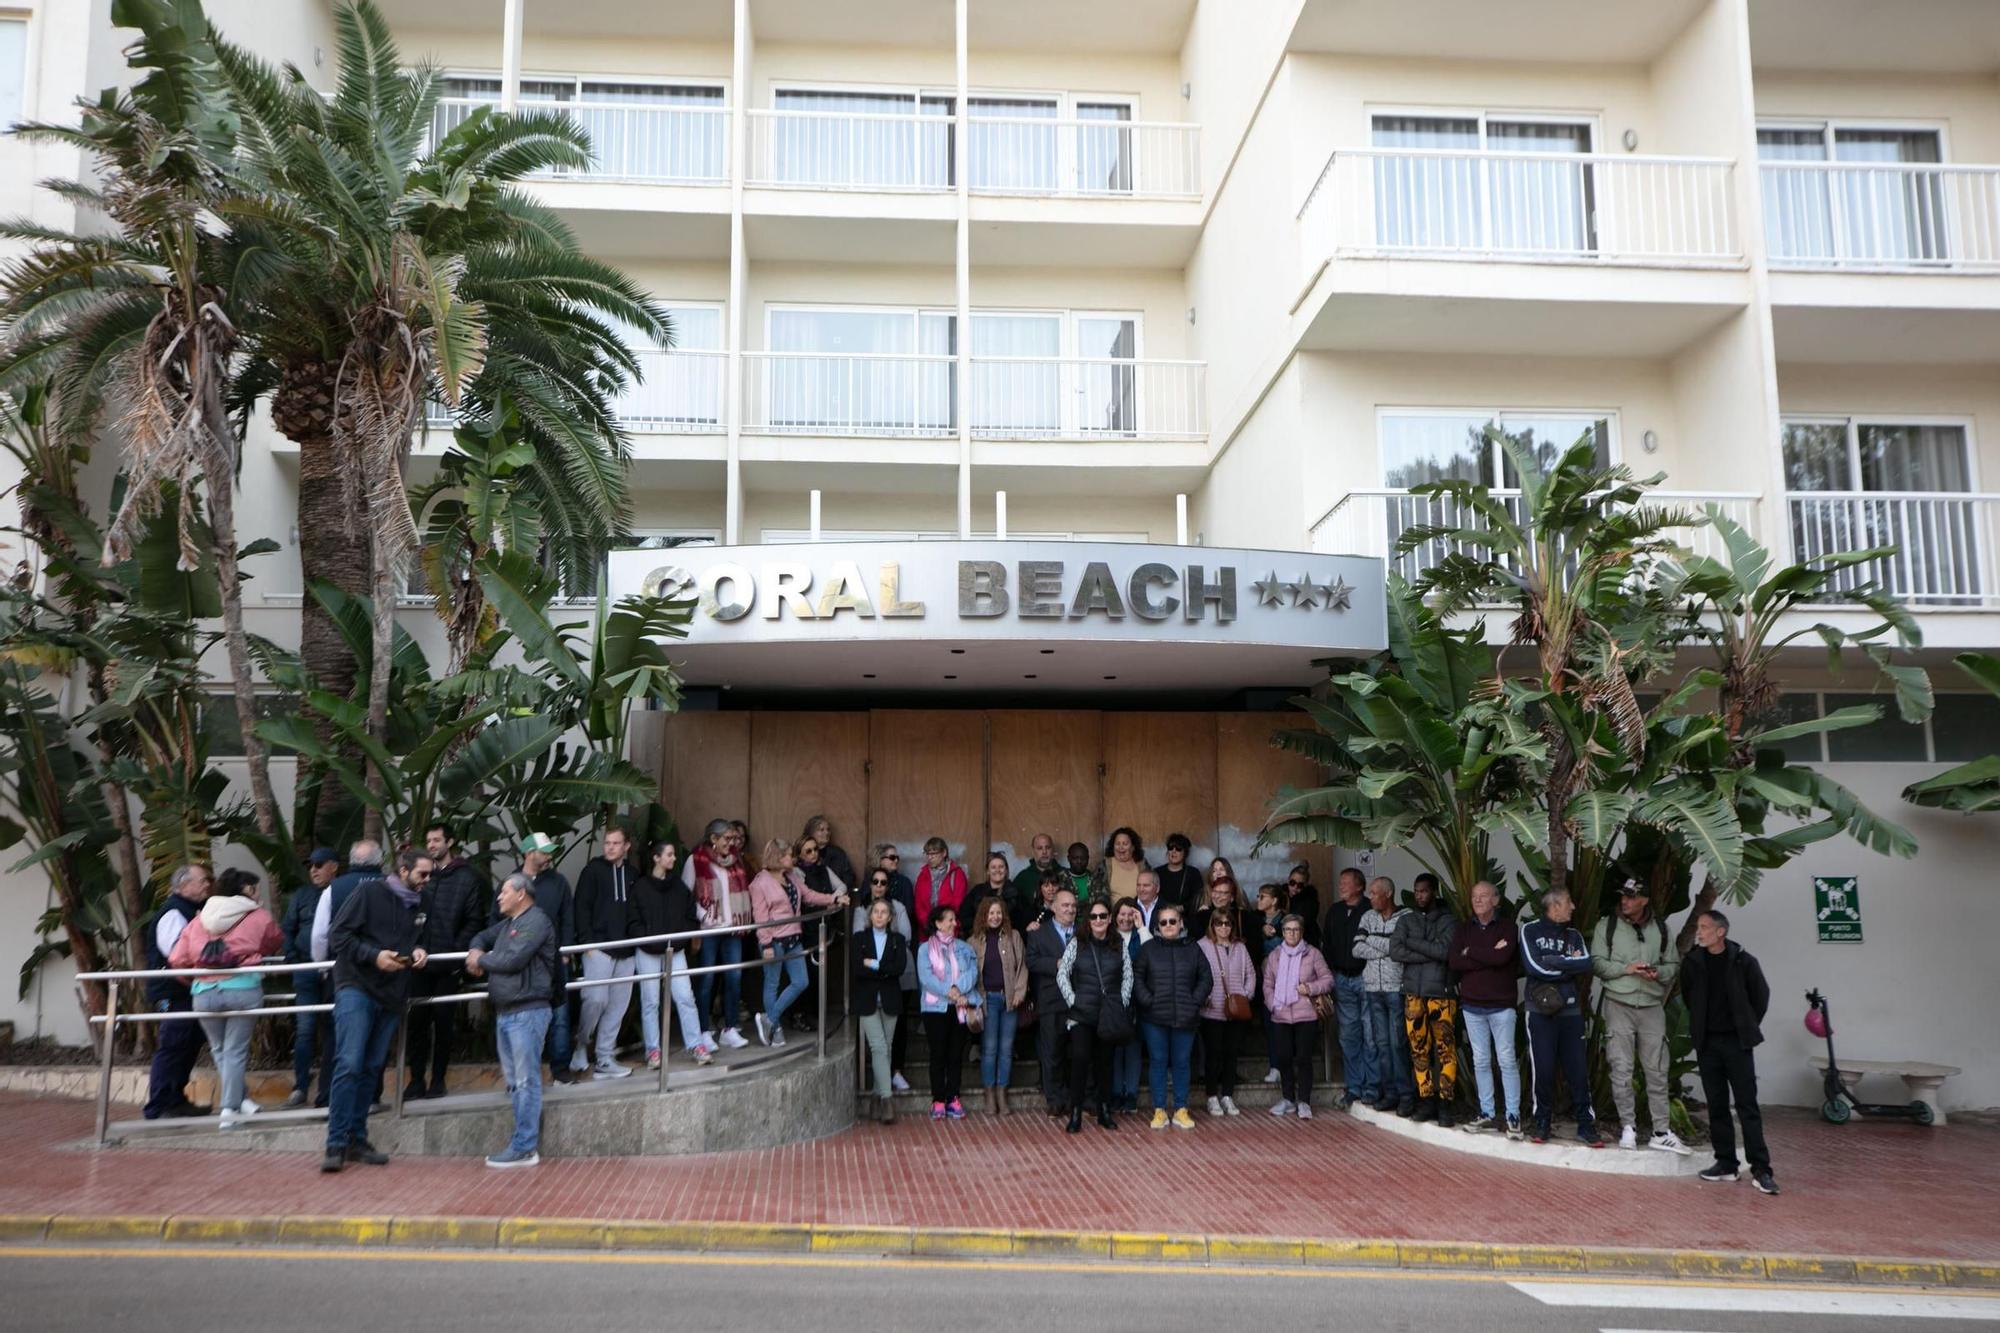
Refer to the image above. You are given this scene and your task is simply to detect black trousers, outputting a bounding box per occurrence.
[1527,1007,1595,1128]
[925,1011,969,1103]
[1067,1023,1114,1110]
[1269,1018,1319,1106]
[1200,1017,1243,1097]
[1038,1000,1070,1110]
[143,993,205,1118]
[403,968,460,1090]
[891,989,915,1075]
[1698,1034,1771,1174]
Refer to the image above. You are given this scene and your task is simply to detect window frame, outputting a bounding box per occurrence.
[1762,689,2000,766]
[1777,413,1981,496]
[1375,404,1623,489]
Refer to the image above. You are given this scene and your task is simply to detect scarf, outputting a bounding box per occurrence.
[1274,939,1307,1005]
[926,934,962,998]
[385,875,421,908]
[692,844,749,920]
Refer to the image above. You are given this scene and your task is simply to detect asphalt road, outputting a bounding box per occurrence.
[2,1244,1996,1331]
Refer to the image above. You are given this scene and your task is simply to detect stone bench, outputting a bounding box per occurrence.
[1807,1055,1960,1125]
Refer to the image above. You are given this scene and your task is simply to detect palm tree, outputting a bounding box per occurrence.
[0,0,283,842]
[214,0,668,840]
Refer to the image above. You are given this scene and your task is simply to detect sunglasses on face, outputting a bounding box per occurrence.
[871,876,890,885]
[883,853,899,861]
[1088,912,1111,921]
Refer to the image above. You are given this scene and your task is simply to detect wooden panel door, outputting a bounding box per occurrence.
[867,710,985,870]
[1100,712,1217,866]
[748,712,869,871]
[654,712,751,845]
[986,710,1101,867]
[1217,712,1334,892]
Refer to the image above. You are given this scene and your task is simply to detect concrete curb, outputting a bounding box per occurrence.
[2,1212,1996,1287]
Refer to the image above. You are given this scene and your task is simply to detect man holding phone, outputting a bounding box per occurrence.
[321,849,431,1172]
[1592,878,1690,1155]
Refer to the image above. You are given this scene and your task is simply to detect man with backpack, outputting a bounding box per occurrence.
[1592,878,1692,1154]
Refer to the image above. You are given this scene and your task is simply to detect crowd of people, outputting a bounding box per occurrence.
[137,818,1776,1196]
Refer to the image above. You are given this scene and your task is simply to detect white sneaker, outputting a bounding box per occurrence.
[1270,1098,1295,1116]
[1262,1068,1282,1085]
[718,1028,750,1049]
[1619,1124,1638,1150]
[1650,1129,1694,1156]
[891,1072,911,1093]
[1206,1096,1224,1117]
[754,1014,772,1046]
[594,1059,632,1079]
[217,1109,240,1130]
[1297,1104,1313,1120]
[1221,1096,1241,1117]
[569,1049,589,1073]
[237,1099,261,1116]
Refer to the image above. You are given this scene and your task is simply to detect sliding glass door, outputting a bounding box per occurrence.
[1759,124,1948,265]
[772,89,954,189]
[766,308,953,434]
[1371,114,1595,256]
[1784,417,1979,601]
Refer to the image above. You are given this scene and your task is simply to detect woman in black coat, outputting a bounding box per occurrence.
[1056,900,1132,1134]
[630,841,712,1068]
[853,897,909,1123]
[1133,906,1213,1130]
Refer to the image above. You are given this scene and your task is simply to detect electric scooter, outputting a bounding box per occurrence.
[1804,988,1934,1126]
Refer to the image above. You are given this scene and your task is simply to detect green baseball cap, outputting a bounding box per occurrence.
[519,832,558,854]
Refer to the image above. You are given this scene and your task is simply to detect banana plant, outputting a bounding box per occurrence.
[1903,652,2000,813]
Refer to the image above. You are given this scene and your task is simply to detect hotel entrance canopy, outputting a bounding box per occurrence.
[606,541,1386,693]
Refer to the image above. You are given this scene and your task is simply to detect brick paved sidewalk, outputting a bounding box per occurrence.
[0,1091,1992,1264]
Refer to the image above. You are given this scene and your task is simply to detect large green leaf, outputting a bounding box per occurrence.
[1633,783,1744,891]
[476,551,587,690]
[1566,790,1636,850]
[1903,755,2000,812]
[434,714,562,805]
[1745,703,1880,746]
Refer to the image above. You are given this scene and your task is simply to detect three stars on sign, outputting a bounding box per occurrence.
[1252,571,1353,612]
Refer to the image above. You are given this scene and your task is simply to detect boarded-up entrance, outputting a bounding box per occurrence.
[634,709,1329,887]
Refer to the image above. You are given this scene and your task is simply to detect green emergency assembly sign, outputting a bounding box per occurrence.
[1814,875,1863,944]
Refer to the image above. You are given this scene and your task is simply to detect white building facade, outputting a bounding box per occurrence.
[1,0,1997,1112]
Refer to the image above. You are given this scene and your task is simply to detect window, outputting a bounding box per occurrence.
[1758,122,1947,266]
[617,303,724,431]
[771,88,955,189]
[1371,112,1595,255]
[438,76,726,182]
[1763,690,1994,765]
[0,17,24,128]
[1933,692,2000,763]
[1781,417,1980,603]
[1760,692,1825,764]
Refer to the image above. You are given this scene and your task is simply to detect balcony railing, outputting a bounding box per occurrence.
[1300,148,1741,269]
[1309,488,1762,581]
[746,109,955,191]
[969,357,1206,440]
[618,348,726,433]
[1786,491,1999,607]
[966,117,1200,199]
[1760,161,2000,272]
[739,352,1206,440]
[430,97,729,184]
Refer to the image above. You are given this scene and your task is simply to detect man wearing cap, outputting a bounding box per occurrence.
[1592,878,1691,1154]
[281,848,341,1108]
[520,833,579,1082]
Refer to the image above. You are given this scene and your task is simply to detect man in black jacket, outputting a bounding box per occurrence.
[571,825,638,1079]
[281,848,340,1108]
[322,849,430,1172]
[1025,883,1078,1117]
[403,823,488,1099]
[1685,909,1777,1195]
[1321,867,1376,1108]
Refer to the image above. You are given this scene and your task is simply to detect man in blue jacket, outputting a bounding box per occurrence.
[1519,888,1602,1146]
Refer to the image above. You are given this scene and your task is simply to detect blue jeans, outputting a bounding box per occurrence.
[979,991,1018,1087]
[326,987,397,1152]
[1335,972,1378,1100]
[1141,1022,1197,1112]
[762,938,808,1028]
[1364,988,1413,1101]
[1463,1004,1521,1120]
[695,933,745,1032]
[292,970,326,1098]
[496,1006,553,1154]
[1111,1035,1142,1105]
[543,989,573,1074]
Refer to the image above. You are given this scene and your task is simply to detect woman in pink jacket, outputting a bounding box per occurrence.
[1259,914,1334,1121]
[748,837,848,1047]
[168,877,284,1128]
[1197,909,1258,1117]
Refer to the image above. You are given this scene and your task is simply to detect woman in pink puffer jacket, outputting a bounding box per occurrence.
[1258,914,1334,1120]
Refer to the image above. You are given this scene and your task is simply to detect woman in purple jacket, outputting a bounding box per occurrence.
[1259,914,1334,1119]
[1196,909,1257,1117]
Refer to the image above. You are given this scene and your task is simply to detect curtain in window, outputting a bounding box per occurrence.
[969,98,1060,192]
[1758,128,1834,262]
[970,315,1061,435]
[0,20,25,128]
[1075,102,1134,194]
[774,90,950,188]
[615,306,723,430]
[1497,413,1610,483]
[575,82,724,181]
[767,309,925,432]
[1073,317,1137,434]
[1835,129,1946,264]
[1371,116,1481,251]
[1485,120,1593,255]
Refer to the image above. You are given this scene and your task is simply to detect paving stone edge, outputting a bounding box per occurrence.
[2,1213,1994,1288]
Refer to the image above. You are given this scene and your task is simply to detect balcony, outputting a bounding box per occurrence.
[1294,148,1749,357]
[1761,161,2000,274]
[431,97,729,185]
[1786,491,1999,609]
[617,349,727,434]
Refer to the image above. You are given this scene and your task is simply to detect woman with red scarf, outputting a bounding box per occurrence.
[913,836,967,937]
[687,818,754,1049]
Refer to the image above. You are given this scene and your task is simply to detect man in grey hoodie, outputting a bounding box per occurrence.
[1352,876,1414,1114]
[467,873,558,1168]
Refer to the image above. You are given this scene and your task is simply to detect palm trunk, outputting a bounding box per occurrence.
[363,519,395,846]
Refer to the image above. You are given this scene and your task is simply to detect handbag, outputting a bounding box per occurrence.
[1310,991,1335,1023]
[1090,945,1134,1044]
[961,1001,985,1034]
[1526,981,1567,1016]
[1220,946,1252,1022]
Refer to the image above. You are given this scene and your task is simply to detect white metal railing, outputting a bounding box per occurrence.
[430,97,729,184]
[1760,160,2000,272]
[1786,491,1999,606]
[968,357,1206,440]
[1308,488,1762,580]
[1299,148,1741,269]
[741,350,956,436]
[966,116,1200,199]
[618,348,726,433]
[746,109,954,191]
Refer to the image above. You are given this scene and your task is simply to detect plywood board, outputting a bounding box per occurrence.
[654,711,751,847]
[1100,712,1217,867]
[867,710,985,869]
[748,711,869,871]
[986,710,1101,869]
[1216,711,1334,893]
